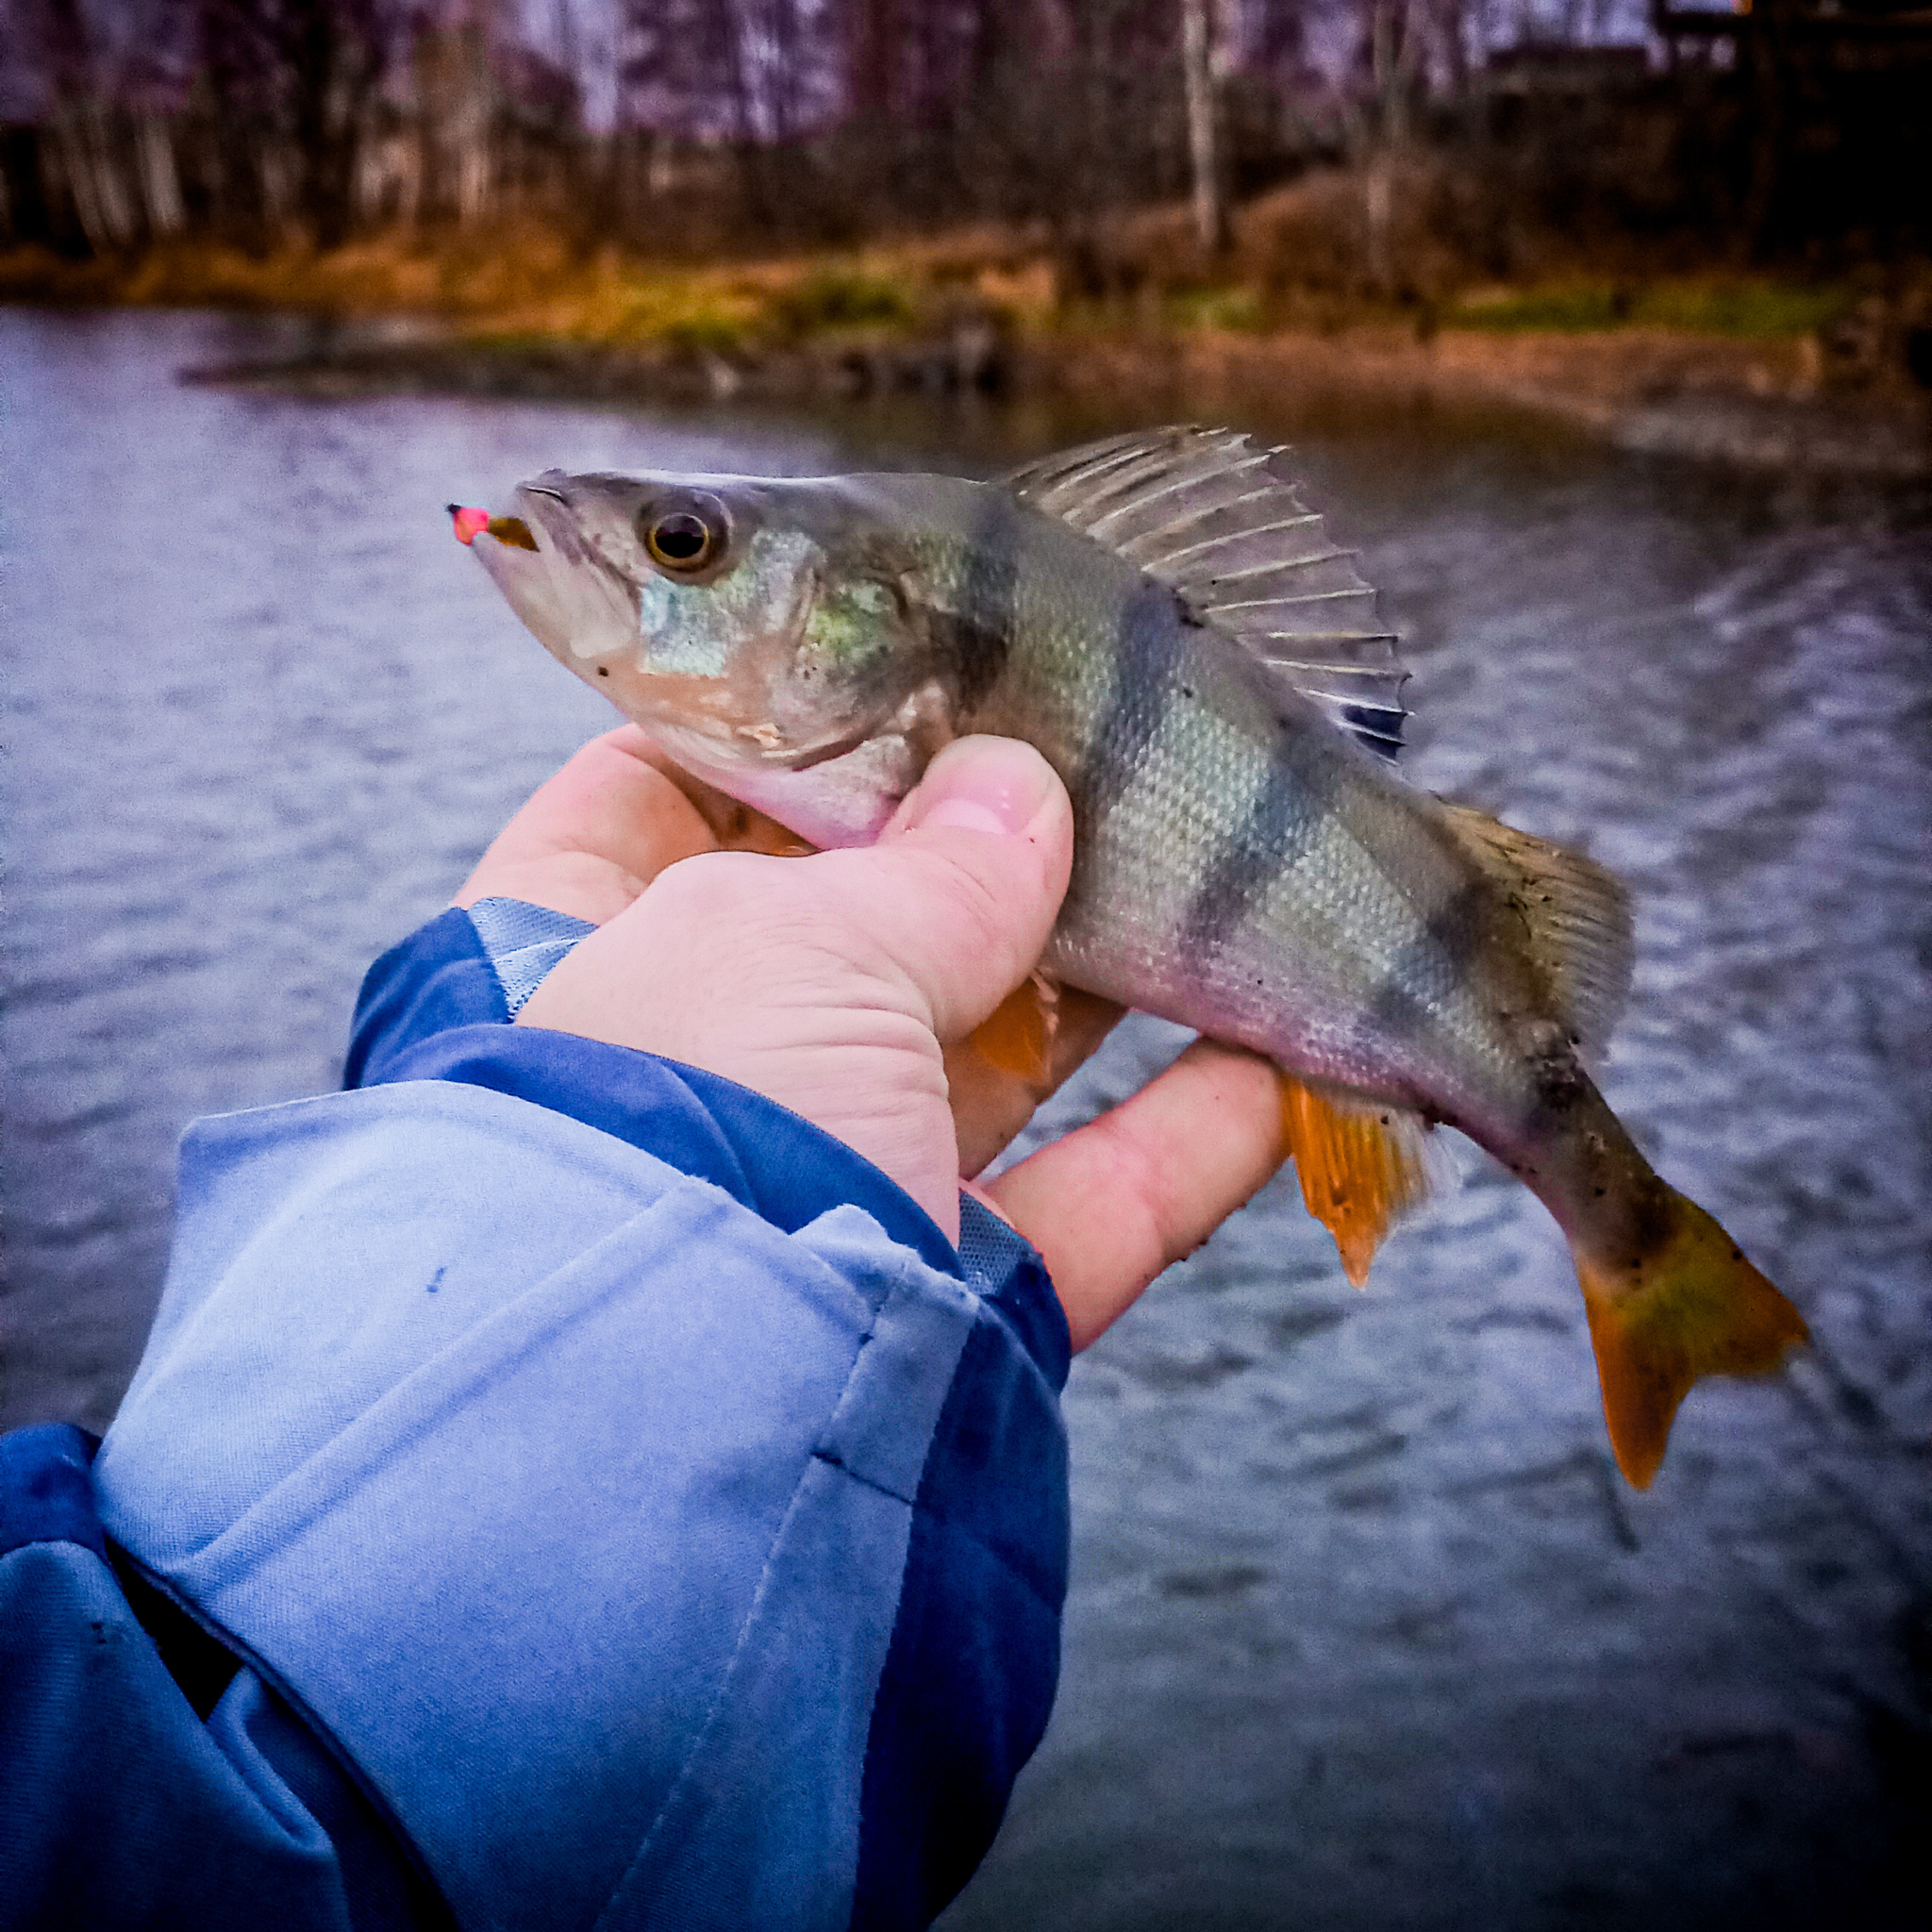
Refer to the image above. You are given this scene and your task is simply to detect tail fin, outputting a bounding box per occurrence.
[1575,1191,1807,1488]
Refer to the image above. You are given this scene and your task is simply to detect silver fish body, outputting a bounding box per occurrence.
[463,427,1807,1487]
[489,460,1526,1141]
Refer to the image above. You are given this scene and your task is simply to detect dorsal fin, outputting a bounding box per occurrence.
[1438,803,1635,1055]
[1002,425,1409,760]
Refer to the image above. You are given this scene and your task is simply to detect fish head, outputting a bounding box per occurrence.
[464,467,938,786]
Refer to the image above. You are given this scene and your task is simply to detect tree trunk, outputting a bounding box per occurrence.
[1183,0,1227,255]
[52,101,138,254]
[1741,0,1791,259]
[136,112,186,237]
[1358,0,1424,298]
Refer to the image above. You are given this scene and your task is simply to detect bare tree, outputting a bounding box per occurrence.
[193,0,398,246]
[1351,0,1426,294]
[1182,0,1228,252]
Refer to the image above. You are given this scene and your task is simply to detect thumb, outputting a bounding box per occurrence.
[823,736,1074,1041]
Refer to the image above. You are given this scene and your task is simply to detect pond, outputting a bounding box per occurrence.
[3,307,1927,1929]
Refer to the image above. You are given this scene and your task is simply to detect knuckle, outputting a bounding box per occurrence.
[641,849,786,929]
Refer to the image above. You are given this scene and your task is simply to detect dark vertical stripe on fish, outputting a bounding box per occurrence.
[941,488,1022,712]
[1354,876,1493,1050]
[1082,583,1189,816]
[1066,582,1189,903]
[1181,735,1331,960]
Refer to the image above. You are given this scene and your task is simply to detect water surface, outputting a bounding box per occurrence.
[3,308,1927,1929]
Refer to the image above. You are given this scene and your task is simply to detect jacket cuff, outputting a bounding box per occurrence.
[344,905,1071,1391]
[94,1078,1069,1931]
[341,899,594,1090]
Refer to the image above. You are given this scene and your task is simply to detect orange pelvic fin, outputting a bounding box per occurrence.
[1277,1076,1440,1287]
[1575,1190,1808,1489]
[944,974,1099,1180]
[965,973,1060,1087]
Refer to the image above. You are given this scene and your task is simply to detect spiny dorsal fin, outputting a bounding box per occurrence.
[1438,803,1635,1056]
[1277,1076,1450,1286]
[1002,426,1409,760]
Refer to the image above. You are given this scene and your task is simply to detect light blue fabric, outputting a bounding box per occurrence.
[94,1079,982,1932]
[463,897,595,1017]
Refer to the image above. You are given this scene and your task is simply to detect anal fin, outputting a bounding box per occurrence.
[1277,1077,1440,1286]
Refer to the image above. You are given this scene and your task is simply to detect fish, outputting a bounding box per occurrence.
[451,426,1807,1487]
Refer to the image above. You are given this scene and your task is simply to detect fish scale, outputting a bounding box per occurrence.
[456,425,1807,1488]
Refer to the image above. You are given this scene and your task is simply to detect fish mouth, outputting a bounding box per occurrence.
[504,475,608,570]
[484,514,539,550]
[458,473,641,669]
[463,476,605,588]
[450,508,538,551]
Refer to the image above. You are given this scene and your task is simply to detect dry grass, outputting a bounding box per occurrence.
[0,176,1858,354]
[6,178,1906,442]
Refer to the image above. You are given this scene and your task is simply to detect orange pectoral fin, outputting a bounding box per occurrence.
[1575,1191,1808,1489]
[1277,1076,1439,1288]
[944,977,1124,1179]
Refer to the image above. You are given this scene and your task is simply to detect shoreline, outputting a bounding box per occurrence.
[186,319,1932,481]
[8,234,1927,479]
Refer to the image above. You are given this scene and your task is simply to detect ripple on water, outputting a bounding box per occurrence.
[4,310,1927,1931]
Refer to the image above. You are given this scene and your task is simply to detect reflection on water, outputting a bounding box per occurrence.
[4,309,1927,1929]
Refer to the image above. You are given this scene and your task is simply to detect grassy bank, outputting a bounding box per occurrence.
[6,186,1926,476]
[0,213,1869,354]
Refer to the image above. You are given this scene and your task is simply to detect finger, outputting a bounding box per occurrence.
[516,737,1074,1237]
[1048,987,1129,1089]
[983,1039,1290,1352]
[456,727,721,923]
[811,736,1074,1043]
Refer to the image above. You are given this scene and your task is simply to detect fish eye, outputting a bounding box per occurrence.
[641,500,724,575]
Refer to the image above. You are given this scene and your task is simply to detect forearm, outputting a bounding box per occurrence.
[15,903,1073,1932]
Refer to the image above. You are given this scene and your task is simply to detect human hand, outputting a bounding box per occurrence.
[459,727,1289,1349]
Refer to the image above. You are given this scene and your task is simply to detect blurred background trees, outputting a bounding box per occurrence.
[1,0,1926,275]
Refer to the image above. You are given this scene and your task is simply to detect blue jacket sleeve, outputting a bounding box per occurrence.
[0,1424,452,1932]
[32,901,1073,1932]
